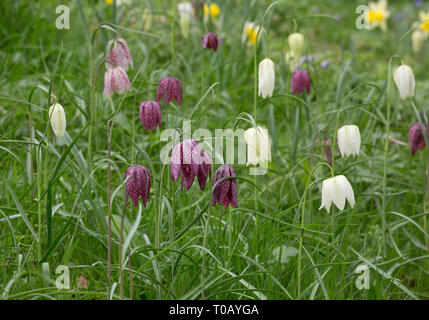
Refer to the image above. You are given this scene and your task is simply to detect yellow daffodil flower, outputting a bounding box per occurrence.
[242,22,260,45]
[367,0,390,32]
[419,11,429,32]
[203,3,220,21]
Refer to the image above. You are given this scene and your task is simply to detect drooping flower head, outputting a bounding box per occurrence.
[243,126,272,166]
[319,175,355,213]
[139,101,162,131]
[212,164,237,208]
[393,65,415,100]
[104,66,131,96]
[202,32,222,52]
[156,77,183,105]
[258,58,275,98]
[409,122,429,156]
[367,0,390,32]
[178,2,194,38]
[171,139,202,190]
[125,165,151,208]
[106,38,133,71]
[291,70,311,95]
[48,103,66,137]
[196,149,212,190]
[337,125,361,157]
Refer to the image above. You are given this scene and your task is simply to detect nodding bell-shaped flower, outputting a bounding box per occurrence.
[156,77,183,105]
[393,65,415,100]
[409,122,429,155]
[288,33,304,60]
[212,164,237,208]
[337,125,361,157]
[291,70,311,95]
[322,138,333,166]
[202,32,222,52]
[125,165,151,208]
[178,2,194,38]
[196,149,212,190]
[412,29,426,53]
[139,101,162,131]
[319,175,355,213]
[243,126,271,166]
[258,58,275,98]
[105,38,133,71]
[171,139,201,190]
[104,66,131,96]
[49,103,66,137]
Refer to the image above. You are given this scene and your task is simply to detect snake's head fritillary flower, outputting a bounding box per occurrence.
[212,164,237,208]
[412,29,425,53]
[319,175,355,213]
[291,70,311,95]
[258,58,275,98]
[367,0,390,32]
[178,2,194,38]
[125,165,151,208]
[106,38,133,71]
[48,103,66,137]
[171,139,201,190]
[409,122,429,156]
[196,149,212,190]
[322,138,333,166]
[243,126,271,166]
[156,77,183,105]
[288,33,304,59]
[202,32,222,52]
[337,125,361,157]
[139,101,162,131]
[393,65,415,100]
[104,67,131,96]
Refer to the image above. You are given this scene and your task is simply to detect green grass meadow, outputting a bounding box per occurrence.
[1,0,429,300]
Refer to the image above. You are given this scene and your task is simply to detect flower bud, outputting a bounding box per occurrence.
[258,58,275,98]
[319,175,355,213]
[337,125,361,157]
[322,138,333,166]
[409,122,429,156]
[48,103,66,137]
[393,64,415,100]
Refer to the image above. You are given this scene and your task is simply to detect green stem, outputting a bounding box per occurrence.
[297,162,334,299]
[381,59,393,258]
[202,175,212,298]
